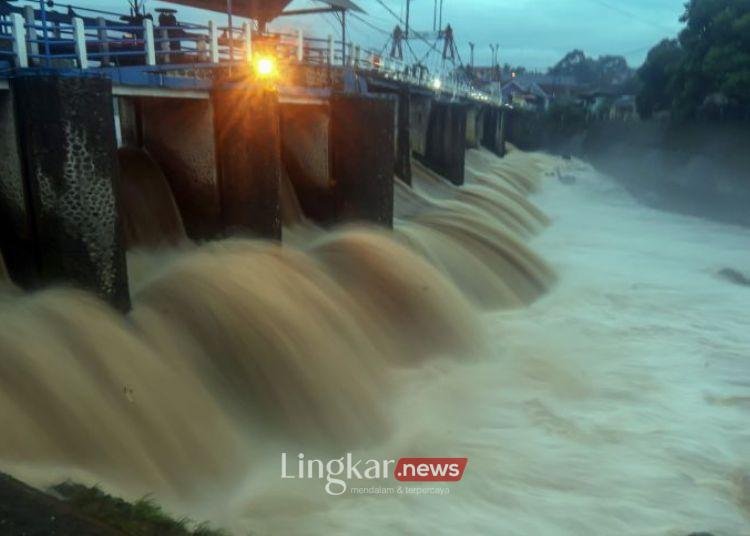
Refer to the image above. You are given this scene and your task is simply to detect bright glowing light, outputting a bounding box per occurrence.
[431,78,442,90]
[253,55,278,78]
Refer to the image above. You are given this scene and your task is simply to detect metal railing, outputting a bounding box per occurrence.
[0,19,18,67]
[0,3,499,104]
[0,15,27,67]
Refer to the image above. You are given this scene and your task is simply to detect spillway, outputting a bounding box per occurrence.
[2,145,745,535]
[0,144,555,526]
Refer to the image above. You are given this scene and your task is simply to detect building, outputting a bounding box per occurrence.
[512,73,579,102]
[500,80,548,110]
[610,95,637,121]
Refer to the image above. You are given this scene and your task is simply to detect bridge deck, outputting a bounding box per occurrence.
[0,0,499,106]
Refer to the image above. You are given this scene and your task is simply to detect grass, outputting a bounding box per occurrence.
[51,481,229,536]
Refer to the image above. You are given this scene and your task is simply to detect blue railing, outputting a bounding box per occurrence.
[0,0,498,104]
[0,20,14,61]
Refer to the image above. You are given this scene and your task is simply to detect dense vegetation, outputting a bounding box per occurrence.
[637,0,750,120]
[548,50,634,88]
[53,481,228,536]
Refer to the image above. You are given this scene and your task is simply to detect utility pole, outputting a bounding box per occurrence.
[469,42,475,67]
[128,0,146,16]
[405,0,411,39]
[342,9,347,65]
[489,43,500,67]
[438,0,444,31]
[489,43,501,83]
[227,0,233,62]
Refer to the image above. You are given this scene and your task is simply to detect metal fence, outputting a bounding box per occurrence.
[0,1,498,104]
[0,19,18,67]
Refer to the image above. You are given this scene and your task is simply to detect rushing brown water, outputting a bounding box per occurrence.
[0,145,558,529]
[117,147,187,249]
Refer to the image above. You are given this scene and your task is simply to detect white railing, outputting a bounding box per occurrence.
[0,8,498,105]
[10,14,28,68]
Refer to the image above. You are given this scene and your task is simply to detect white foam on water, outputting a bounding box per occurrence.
[2,149,748,536]
[235,160,750,535]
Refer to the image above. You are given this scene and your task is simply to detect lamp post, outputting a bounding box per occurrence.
[405,0,411,39]
[38,0,50,66]
[227,0,233,61]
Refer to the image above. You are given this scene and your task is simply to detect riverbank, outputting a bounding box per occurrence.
[0,473,227,535]
[507,114,750,228]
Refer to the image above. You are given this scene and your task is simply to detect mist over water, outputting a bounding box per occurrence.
[1,146,748,535]
[237,156,750,536]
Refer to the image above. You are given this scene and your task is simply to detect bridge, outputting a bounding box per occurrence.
[0,0,512,311]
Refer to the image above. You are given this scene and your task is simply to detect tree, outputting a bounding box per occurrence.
[548,49,598,85]
[636,39,684,118]
[502,63,527,78]
[675,0,750,118]
[638,0,750,120]
[548,50,632,87]
[597,55,632,85]
[545,99,588,133]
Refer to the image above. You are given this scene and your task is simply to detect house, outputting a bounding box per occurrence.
[471,65,502,83]
[579,88,638,120]
[500,79,549,110]
[610,95,637,121]
[513,73,580,102]
[462,65,503,100]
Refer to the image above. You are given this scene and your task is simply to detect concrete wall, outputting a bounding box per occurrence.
[280,93,395,226]
[466,106,484,148]
[410,97,472,185]
[279,102,334,222]
[501,108,750,227]
[482,107,497,150]
[132,90,282,240]
[572,120,750,227]
[138,97,222,240]
[0,89,34,287]
[498,109,508,156]
[481,107,507,157]
[504,108,549,152]
[8,74,130,310]
[394,89,412,184]
[409,94,432,157]
[212,87,281,239]
[330,94,394,226]
[424,101,468,185]
[366,84,412,184]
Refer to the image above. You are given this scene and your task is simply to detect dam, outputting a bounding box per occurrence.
[0,1,749,535]
[0,0,512,310]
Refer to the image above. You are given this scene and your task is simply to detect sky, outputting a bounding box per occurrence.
[96,0,688,71]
